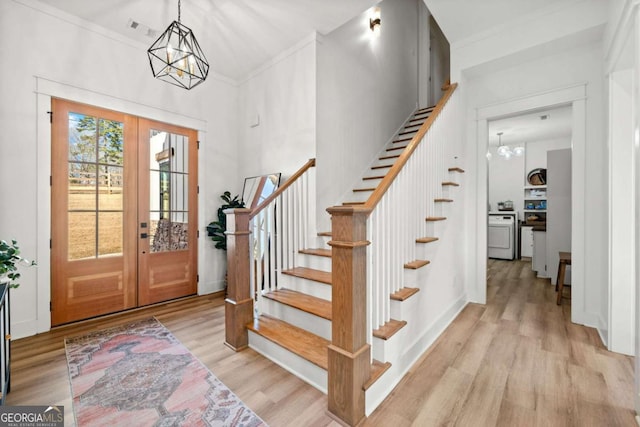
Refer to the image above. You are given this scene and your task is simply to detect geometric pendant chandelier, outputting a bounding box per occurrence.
[147,0,209,90]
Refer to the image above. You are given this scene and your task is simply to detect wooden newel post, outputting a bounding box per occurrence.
[326,205,372,426]
[224,208,253,351]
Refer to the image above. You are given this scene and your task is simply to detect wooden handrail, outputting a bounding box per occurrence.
[249,158,316,220]
[364,83,458,211]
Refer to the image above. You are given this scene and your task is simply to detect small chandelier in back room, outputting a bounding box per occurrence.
[496,132,524,159]
[147,0,209,90]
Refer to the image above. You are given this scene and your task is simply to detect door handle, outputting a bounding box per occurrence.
[140,233,148,239]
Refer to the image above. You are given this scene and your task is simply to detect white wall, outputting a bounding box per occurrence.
[0,0,238,337]
[488,148,524,216]
[237,36,317,182]
[316,0,420,230]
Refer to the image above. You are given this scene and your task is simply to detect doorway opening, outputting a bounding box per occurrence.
[486,106,572,291]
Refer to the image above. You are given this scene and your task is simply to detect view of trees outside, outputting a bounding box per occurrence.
[67,113,124,260]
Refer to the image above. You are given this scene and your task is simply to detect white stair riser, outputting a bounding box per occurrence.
[248,331,327,393]
[426,220,447,237]
[390,288,421,321]
[260,298,331,341]
[371,325,408,364]
[297,253,332,272]
[416,241,439,261]
[278,274,332,301]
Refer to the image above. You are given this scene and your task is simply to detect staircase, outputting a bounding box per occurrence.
[225,83,464,426]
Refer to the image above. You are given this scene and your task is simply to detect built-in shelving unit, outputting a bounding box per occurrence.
[523,185,547,218]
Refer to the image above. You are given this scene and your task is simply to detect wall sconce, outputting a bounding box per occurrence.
[370,7,381,36]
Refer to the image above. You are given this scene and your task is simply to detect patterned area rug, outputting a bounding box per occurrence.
[65,318,267,427]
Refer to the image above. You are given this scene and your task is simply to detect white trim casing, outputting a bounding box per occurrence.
[27,77,209,338]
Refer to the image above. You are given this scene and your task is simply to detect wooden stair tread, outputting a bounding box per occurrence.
[353,188,375,192]
[404,259,431,270]
[399,130,418,136]
[448,167,465,173]
[264,289,332,320]
[299,248,332,258]
[364,359,392,390]
[317,231,332,237]
[371,164,393,170]
[434,198,454,202]
[442,181,460,187]
[379,154,400,160]
[426,216,447,222]
[416,236,439,244]
[408,118,425,124]
[282,267,331,284]
[390,287,420,301]
[416,106,435,113]
[373,319,407,340]
[364,175,385,180]
[393,137,413,144]
[343,201,366,206]
[387,145,407,152]
[247,315,328,370]
[404,124,421,129]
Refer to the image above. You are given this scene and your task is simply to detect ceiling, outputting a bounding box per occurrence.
[33,0,588,82]
[34,0,380,80]
[424,0,580,44]
[488,106,572,147]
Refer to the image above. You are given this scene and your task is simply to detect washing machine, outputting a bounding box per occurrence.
[488,214,515,260]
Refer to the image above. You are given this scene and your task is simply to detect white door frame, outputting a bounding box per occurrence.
[473,83,588,325]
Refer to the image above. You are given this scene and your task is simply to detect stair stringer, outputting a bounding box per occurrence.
[365,169,469,416]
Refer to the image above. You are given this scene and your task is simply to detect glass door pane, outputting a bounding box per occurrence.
[149,130,189,253]
[67,112,124,259]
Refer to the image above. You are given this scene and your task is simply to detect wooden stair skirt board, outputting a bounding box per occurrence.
[448,167,465,173]
[373,319,407,340]
[434,198,454,202]
[299,248,331,258]
[282,267,332,284]
[248,315,391,392]
[442,181,460,187]
[264,289,332,320]
[390,287,419,301]
[404,260,430,270]
[416,236,439,243]
[425,216,447,222]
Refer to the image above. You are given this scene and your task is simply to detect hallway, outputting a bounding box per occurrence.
[365,259,636,426]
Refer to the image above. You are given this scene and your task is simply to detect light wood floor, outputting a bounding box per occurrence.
[7,259,636,426]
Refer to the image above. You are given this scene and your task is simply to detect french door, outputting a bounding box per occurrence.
[51,99,197,326]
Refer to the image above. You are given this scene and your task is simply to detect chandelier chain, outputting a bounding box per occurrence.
[178,0,181,23]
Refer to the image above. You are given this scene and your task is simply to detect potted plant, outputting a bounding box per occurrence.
[206,192,245,250]
[0,239,36,289]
